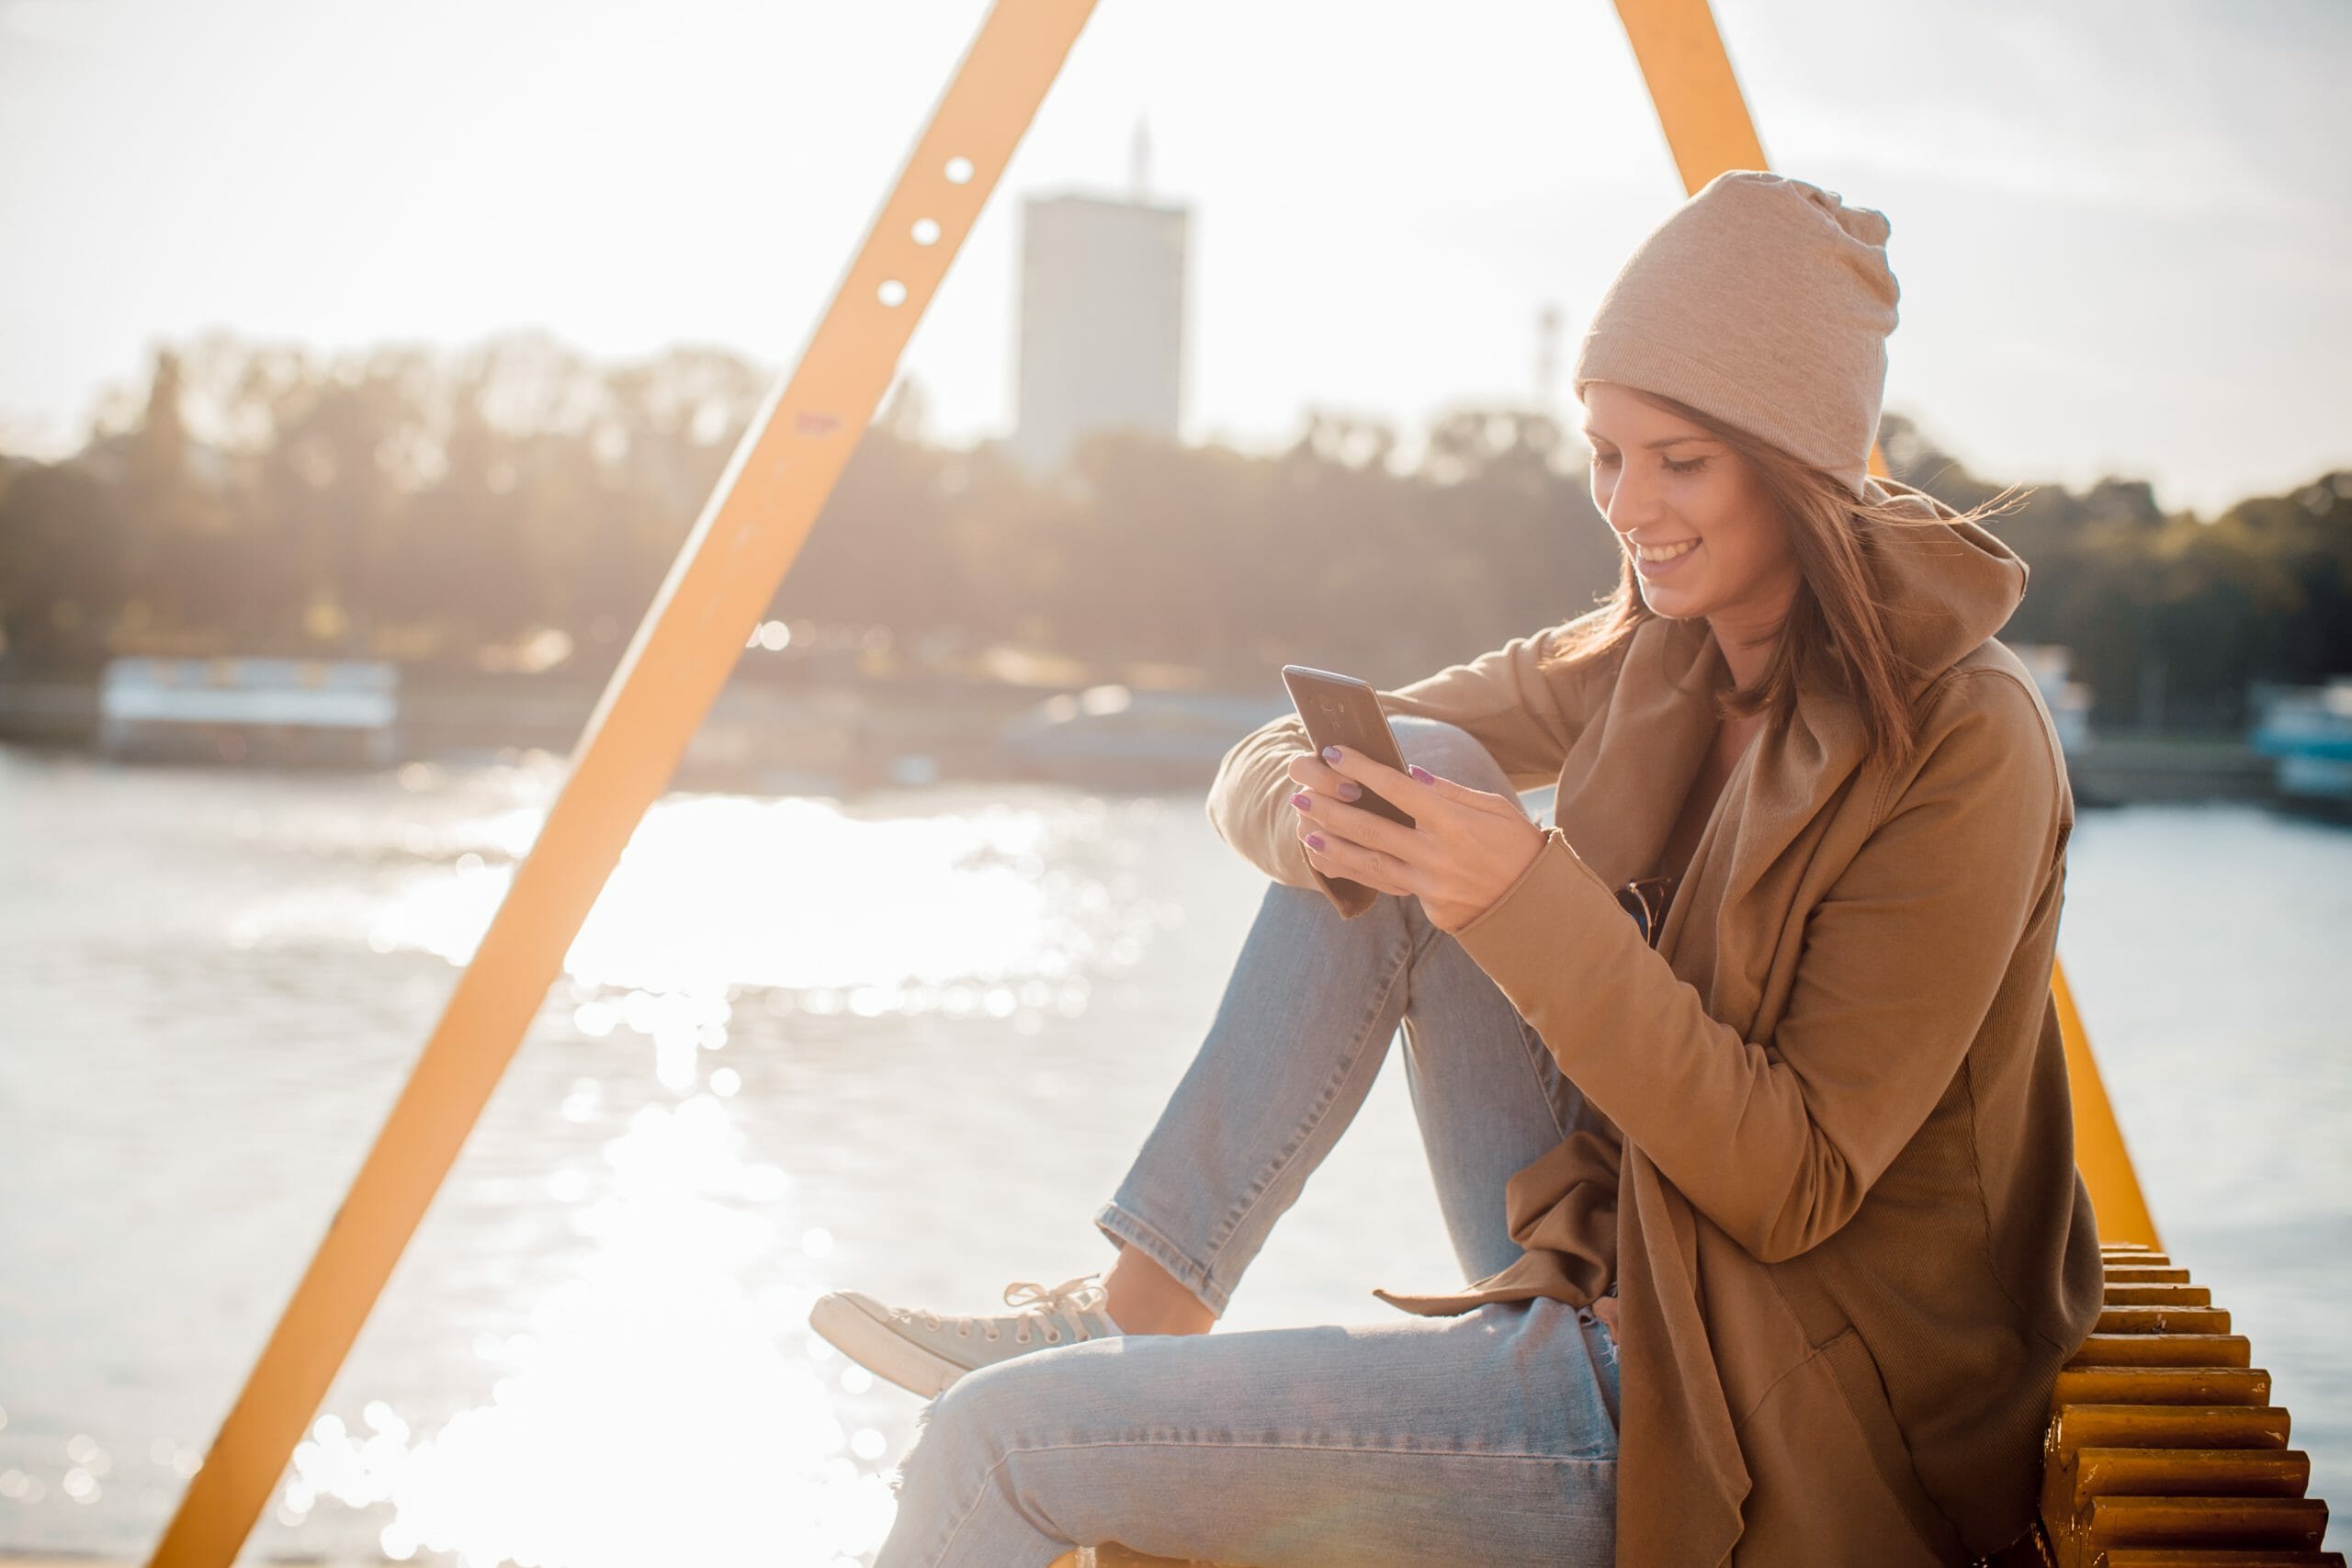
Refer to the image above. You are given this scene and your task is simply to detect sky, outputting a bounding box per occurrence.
[0,0,2346,517]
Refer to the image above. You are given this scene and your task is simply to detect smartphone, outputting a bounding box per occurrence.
[1281,664,1415,828]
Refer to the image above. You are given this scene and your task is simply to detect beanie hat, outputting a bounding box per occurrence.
[1572,170,1899,499]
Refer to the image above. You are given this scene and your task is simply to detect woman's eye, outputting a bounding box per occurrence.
[1589,452,1705,475]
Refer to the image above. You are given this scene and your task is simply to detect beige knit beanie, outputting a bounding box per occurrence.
[1572,169,1899,498]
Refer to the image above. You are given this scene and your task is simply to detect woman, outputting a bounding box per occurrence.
[812,170,2106,1567]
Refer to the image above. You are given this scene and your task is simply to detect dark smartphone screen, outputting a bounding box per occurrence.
[1280,664,1415,828]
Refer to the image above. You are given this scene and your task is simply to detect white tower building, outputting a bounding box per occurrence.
[1007,121,1190,476]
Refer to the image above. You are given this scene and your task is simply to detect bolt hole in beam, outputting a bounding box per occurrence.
[883,166,974,310]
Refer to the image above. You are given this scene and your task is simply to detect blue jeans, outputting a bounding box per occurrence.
[874,719,1622,1568]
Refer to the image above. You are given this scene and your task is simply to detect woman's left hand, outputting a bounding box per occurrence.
[1292,745,1545,932]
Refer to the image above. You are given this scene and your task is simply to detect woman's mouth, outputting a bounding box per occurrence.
[1633,537,1701,579]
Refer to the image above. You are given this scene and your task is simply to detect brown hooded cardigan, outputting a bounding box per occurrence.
[1205,478,2105,1565]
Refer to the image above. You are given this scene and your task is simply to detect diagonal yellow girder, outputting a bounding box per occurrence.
[2051,959,2161,1246]
[146,3,1099,1562]
[1607,0,2158,1248]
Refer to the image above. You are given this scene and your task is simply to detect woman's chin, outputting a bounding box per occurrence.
[1636,584,1704,619]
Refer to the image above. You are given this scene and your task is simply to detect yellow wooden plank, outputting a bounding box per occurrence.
[2098,1308,2232,1336]
[2082,1495,2328,1552]
[2051,1406,2294,1469]
[2108,1285,2215,1308]
[143,4,1100,1564]
[2068,1336,2254,1371]
[2097,1551,2346,1567]
[2073,1448,2310,1510]
[2054,1368,2274,1413]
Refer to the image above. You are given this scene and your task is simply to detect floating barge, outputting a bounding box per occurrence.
[96,657,398,767]
[2251,678,2352,816]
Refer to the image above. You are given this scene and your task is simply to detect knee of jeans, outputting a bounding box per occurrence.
[897,1347,1089,1498]
[891,1369,1007,1502]
[911,1348,1068,1463]
[1388,716,1515,799]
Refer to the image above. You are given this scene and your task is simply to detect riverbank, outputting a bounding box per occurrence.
[0,675,2311,807]
[2064,730,2289,808]
[0,670,1290,795]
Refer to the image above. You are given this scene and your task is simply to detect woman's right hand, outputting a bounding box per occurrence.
[1285,750,1408,897]
[1283,749,1363,839]
[1279,747,1383,869]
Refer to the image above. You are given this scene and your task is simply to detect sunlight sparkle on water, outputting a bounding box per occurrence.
[30,776,1187,1564]
[304,788,1168,1565]
[285,1095,897,1567]
[367,794,1133,1002]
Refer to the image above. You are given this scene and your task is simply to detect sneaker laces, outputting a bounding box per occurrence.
[910,1271,1109,1346]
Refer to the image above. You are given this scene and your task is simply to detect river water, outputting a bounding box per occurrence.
[2,747,2345,1563]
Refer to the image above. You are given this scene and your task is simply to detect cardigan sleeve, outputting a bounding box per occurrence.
[1204,620,1605,919]
[1447,670,2067,1264]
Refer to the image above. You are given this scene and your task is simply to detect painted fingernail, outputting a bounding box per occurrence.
[1321,746,1342,762]
[1408,764,1434,784]
[1290,792,1312,810]
[1305,833,1326,850]
[1335,782,1362,801]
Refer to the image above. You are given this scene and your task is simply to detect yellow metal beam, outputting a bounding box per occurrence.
[2052,961,2162,1248]
[1611,0,1768,193]
[1610,0,2159,1247]
[144,4,1099,1563]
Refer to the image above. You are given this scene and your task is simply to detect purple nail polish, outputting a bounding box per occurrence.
[1305,833,1326,850]
[1408,764,1434,784]
[1336,782,1362,801]
[1322,746,1342,762]
[1290,792,1311,810]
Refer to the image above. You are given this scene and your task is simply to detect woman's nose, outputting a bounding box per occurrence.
[1606,467,1659,532]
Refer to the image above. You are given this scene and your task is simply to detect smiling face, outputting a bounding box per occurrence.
[1579,380,1802,664]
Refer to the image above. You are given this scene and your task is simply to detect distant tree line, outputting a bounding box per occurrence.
[1,333,2346,729]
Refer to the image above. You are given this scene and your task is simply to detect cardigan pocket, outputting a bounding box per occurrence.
[1730,1326,1965,1566]
[1815,1327,1973,1563]
[1763,1251,1975,1562]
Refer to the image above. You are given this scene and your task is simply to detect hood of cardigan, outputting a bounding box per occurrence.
[1850,472,2030,693]
[1545,471,2029,908]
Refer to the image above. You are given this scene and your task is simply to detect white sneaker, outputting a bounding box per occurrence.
[808,1271,1123,1397]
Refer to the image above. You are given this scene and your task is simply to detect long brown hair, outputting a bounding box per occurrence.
[1539,387,2032,778]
